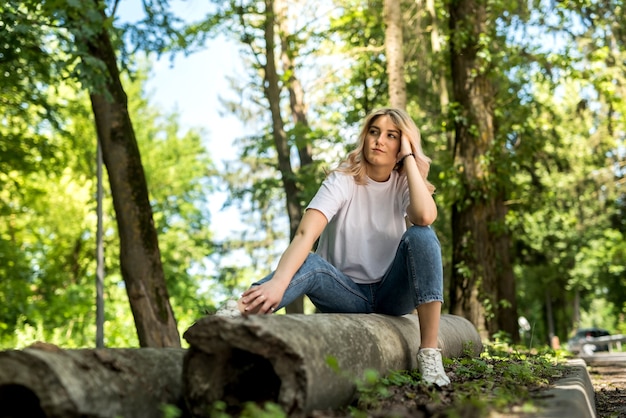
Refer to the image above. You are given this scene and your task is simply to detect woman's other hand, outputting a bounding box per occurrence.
[241,280,287,315]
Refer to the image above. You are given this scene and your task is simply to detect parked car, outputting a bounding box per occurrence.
[567,328,611,354]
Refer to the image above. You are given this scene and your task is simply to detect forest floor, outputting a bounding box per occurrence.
[306,352,626,418]
[308,356,562,417]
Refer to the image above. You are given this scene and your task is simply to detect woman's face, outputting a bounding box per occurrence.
[363,115,401,179]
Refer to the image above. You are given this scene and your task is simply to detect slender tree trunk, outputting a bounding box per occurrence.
[447,0,518,341]
[277,0,313,168]
[263,0,304,313]
[263,0,302,241]
[424,0,453,151]
[573,288,580,329]
[235,1,307,313]
[545,290,556,347]
[276,0,314,313]
[81,4,180,347]
[384,0,407,109]
[96,142,105,348]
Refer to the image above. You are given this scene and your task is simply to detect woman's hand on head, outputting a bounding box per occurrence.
[241,280,287,315]
[397,134,415,160]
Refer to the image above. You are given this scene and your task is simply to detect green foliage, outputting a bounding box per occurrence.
[510,69,625,340]
[579,299,620,333]
[0,70,102,347]
[239,402,286,418]
[0,58,220,348]
[325,0,388,121]
[208,400,286,418]
[0,2,67,127]
[159,403,183,418]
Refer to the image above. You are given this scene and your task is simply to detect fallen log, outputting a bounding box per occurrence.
[0,343,187,418]
[183,313,482,416]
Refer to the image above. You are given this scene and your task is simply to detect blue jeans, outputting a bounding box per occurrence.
[252,225,444,315]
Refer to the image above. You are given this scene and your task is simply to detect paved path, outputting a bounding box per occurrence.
[583,353,626,417]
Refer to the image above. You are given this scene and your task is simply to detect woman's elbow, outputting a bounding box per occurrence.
[408,209,437,226]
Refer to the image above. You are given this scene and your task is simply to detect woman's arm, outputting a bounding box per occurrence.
[241,208,328,313]
[400,137,438,226]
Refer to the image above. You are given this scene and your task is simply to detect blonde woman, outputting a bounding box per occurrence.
[225,108,449,386]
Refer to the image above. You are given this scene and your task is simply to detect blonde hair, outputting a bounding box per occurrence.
[334,108,435,193]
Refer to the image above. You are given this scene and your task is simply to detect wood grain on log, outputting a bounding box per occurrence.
[0,344,186,418]
[183,313,482,416]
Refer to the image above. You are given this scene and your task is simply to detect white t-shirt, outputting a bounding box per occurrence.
[306,170,410,284]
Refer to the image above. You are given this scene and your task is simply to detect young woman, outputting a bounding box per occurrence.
[225,107,449,386]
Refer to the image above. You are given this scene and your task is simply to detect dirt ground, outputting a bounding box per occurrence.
[308,356,565,418]
[586,354,626,418]
[306,353,626,418]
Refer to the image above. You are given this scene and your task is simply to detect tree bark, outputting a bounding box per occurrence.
[276,0,318,313]
[0,343,186,418]
[425,0,453,151]
[384,0,407,109]
[277,0,314,169]
[263,0,306,313]
[263,0,303,242]
[81,3,180,347]
[447,0,518,341]
[183,313,482,417]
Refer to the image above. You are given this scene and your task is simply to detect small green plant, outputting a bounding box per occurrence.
[209,401,230,418]
[354,369,389,409]
[239,402,286,418]
[461,340,477,357]
[208,400,286,418]
[159,404,182,418]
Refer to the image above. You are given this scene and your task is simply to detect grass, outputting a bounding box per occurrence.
[347,339,570,417]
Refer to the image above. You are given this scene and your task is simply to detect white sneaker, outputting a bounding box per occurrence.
[214,299,242,318]
[417,348,451,386]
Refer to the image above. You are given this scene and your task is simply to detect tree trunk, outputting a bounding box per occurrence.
[425,0,453,151]
[447,0,518,341]
[96,142,105,348]
[573,288,580,329]
[277,0,313,169]
[546,289,556,346]
[263,0,303,240]
[183,313,482,417]
[384,0,407,109]
[0,343,186,418]
[82,4,180,347]
[264,0,305,313]
[277,0,314,314]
